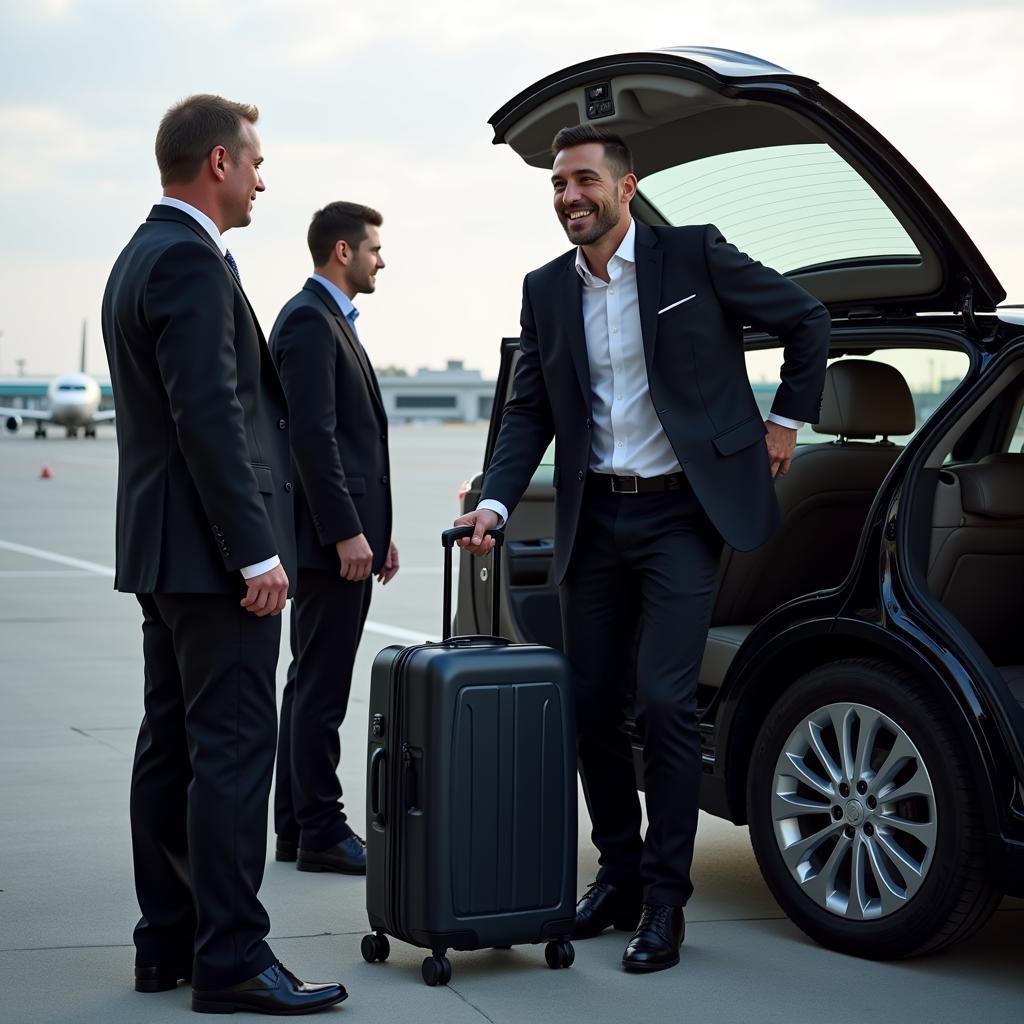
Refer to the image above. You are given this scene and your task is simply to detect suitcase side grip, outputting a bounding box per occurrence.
[369,747,386,821]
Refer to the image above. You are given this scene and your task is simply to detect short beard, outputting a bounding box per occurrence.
[563,198,619,246]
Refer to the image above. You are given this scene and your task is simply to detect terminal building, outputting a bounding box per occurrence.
[377,361,496,424]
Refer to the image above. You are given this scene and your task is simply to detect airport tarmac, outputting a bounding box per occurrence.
[1,425,1021,1024]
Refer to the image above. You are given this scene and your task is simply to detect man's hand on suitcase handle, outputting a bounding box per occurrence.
[453,509,500,555]
[336,533,374,581]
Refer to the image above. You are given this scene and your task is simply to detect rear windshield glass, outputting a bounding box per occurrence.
[637,143,920,275]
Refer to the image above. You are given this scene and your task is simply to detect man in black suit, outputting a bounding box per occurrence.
[456,125,829,972]
[101,94,346,1015]
[270,202,397,875]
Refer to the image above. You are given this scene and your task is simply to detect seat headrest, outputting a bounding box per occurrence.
[979,452,1024,465]
[813,359,916,440]
[955,463,1024,519]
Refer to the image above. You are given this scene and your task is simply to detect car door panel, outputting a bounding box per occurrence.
[456,341,561,648]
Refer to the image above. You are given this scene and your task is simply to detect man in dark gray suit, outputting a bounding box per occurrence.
[102,94,346,1015]
[270,202,396,876]
[456,125,830,972]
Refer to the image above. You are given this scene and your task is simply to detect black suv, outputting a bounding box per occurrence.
[454,48,1024,959]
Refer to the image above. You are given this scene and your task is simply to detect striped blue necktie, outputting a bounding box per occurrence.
[224,249,241,286]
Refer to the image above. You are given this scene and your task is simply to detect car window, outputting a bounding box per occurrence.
[638,143,920,275]
[744,346,970,444]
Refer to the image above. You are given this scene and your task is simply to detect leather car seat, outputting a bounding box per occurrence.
[927,461,1024,703]
[700,359,917,688]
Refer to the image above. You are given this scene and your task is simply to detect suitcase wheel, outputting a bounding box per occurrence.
[544,940,575,969]
[421,954,452,987]
[360,932,390,964]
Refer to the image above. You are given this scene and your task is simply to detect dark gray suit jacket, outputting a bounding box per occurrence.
[482,222,831,583]
[269,278,392,573]
[101,204,295,594]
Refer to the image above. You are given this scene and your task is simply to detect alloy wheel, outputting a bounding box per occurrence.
[771,701,937,920]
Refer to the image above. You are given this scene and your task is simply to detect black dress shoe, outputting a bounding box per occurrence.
[192,961,347,1015]
[275,837,298,863]
[135,963,192,993]
[297,833,366,875]
[572,881,642,940]
[622,904,685,972]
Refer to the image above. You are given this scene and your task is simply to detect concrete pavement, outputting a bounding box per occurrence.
[0,427,1021,1023]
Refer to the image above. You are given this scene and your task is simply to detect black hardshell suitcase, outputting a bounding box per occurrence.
[361,527,577,986]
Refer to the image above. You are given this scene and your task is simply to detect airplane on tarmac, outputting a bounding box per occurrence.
[1,322,115,438]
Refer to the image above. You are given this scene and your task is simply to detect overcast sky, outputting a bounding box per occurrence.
[0,0,1021,381]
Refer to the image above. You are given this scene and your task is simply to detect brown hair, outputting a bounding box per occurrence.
[308,202,383,266]
[551,124,633,179]
[155,94,259,186]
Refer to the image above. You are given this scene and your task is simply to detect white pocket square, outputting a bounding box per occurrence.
[658,293,696,315]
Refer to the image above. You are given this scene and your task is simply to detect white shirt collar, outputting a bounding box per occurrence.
[310,273,359,323]
[159,197,226,256]
[574,217,636,287]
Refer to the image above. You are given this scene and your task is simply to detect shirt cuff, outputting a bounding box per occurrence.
[766,413,804,430]
[476,499,509,526]
[240,554,280,580]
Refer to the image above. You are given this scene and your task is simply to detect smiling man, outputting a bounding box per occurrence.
[101,95,346,1014]
[455,124,830,972]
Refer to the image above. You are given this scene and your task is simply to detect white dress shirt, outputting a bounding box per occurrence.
[158,197,280,581]
[479,219,801,525]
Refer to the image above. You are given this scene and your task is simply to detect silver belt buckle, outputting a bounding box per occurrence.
[611,475,639,494]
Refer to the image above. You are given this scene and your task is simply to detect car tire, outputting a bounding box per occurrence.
[747,657,1000,958]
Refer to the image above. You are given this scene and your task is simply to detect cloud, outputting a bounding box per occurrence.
[0,0,1021,378]
[0,105,141,193]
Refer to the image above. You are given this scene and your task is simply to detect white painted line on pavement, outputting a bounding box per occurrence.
[363,621,436,644]
[0,538,436,644]
[0,569,97,578]
[0,540,115,578]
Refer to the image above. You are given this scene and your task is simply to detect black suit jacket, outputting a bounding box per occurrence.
[269,278,392,573]
[101,205,296,594]
[482,222,831,583]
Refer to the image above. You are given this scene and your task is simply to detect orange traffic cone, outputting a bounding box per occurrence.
[39,466,52,479]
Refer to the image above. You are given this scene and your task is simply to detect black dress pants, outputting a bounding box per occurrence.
[130,593,280,991]
[560,476,723,906]
[274,569,372,849]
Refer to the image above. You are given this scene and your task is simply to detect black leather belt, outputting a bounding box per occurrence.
[588,471,686,494]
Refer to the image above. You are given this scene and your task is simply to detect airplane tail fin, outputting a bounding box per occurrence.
[80,320,87,374]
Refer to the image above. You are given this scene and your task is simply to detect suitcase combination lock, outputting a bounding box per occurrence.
[371,713,386,738]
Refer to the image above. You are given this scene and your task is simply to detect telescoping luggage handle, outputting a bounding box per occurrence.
[441,527,504,641]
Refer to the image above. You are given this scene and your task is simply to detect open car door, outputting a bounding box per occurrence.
[455,338,560,649]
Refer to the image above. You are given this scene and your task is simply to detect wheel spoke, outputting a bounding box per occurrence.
[799,832,853,914]
[876,771,929,806]
[852,706,885,783]
[828,706,857,781]
[782,751,835,800]
[772,789,831,821]
[780,819,845,877]
[848,836,872,920]
[863,833,909,912]
[873,825,927,881]
[870,732,917,793]
[806,718,843,784]
[877,810,937,846]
